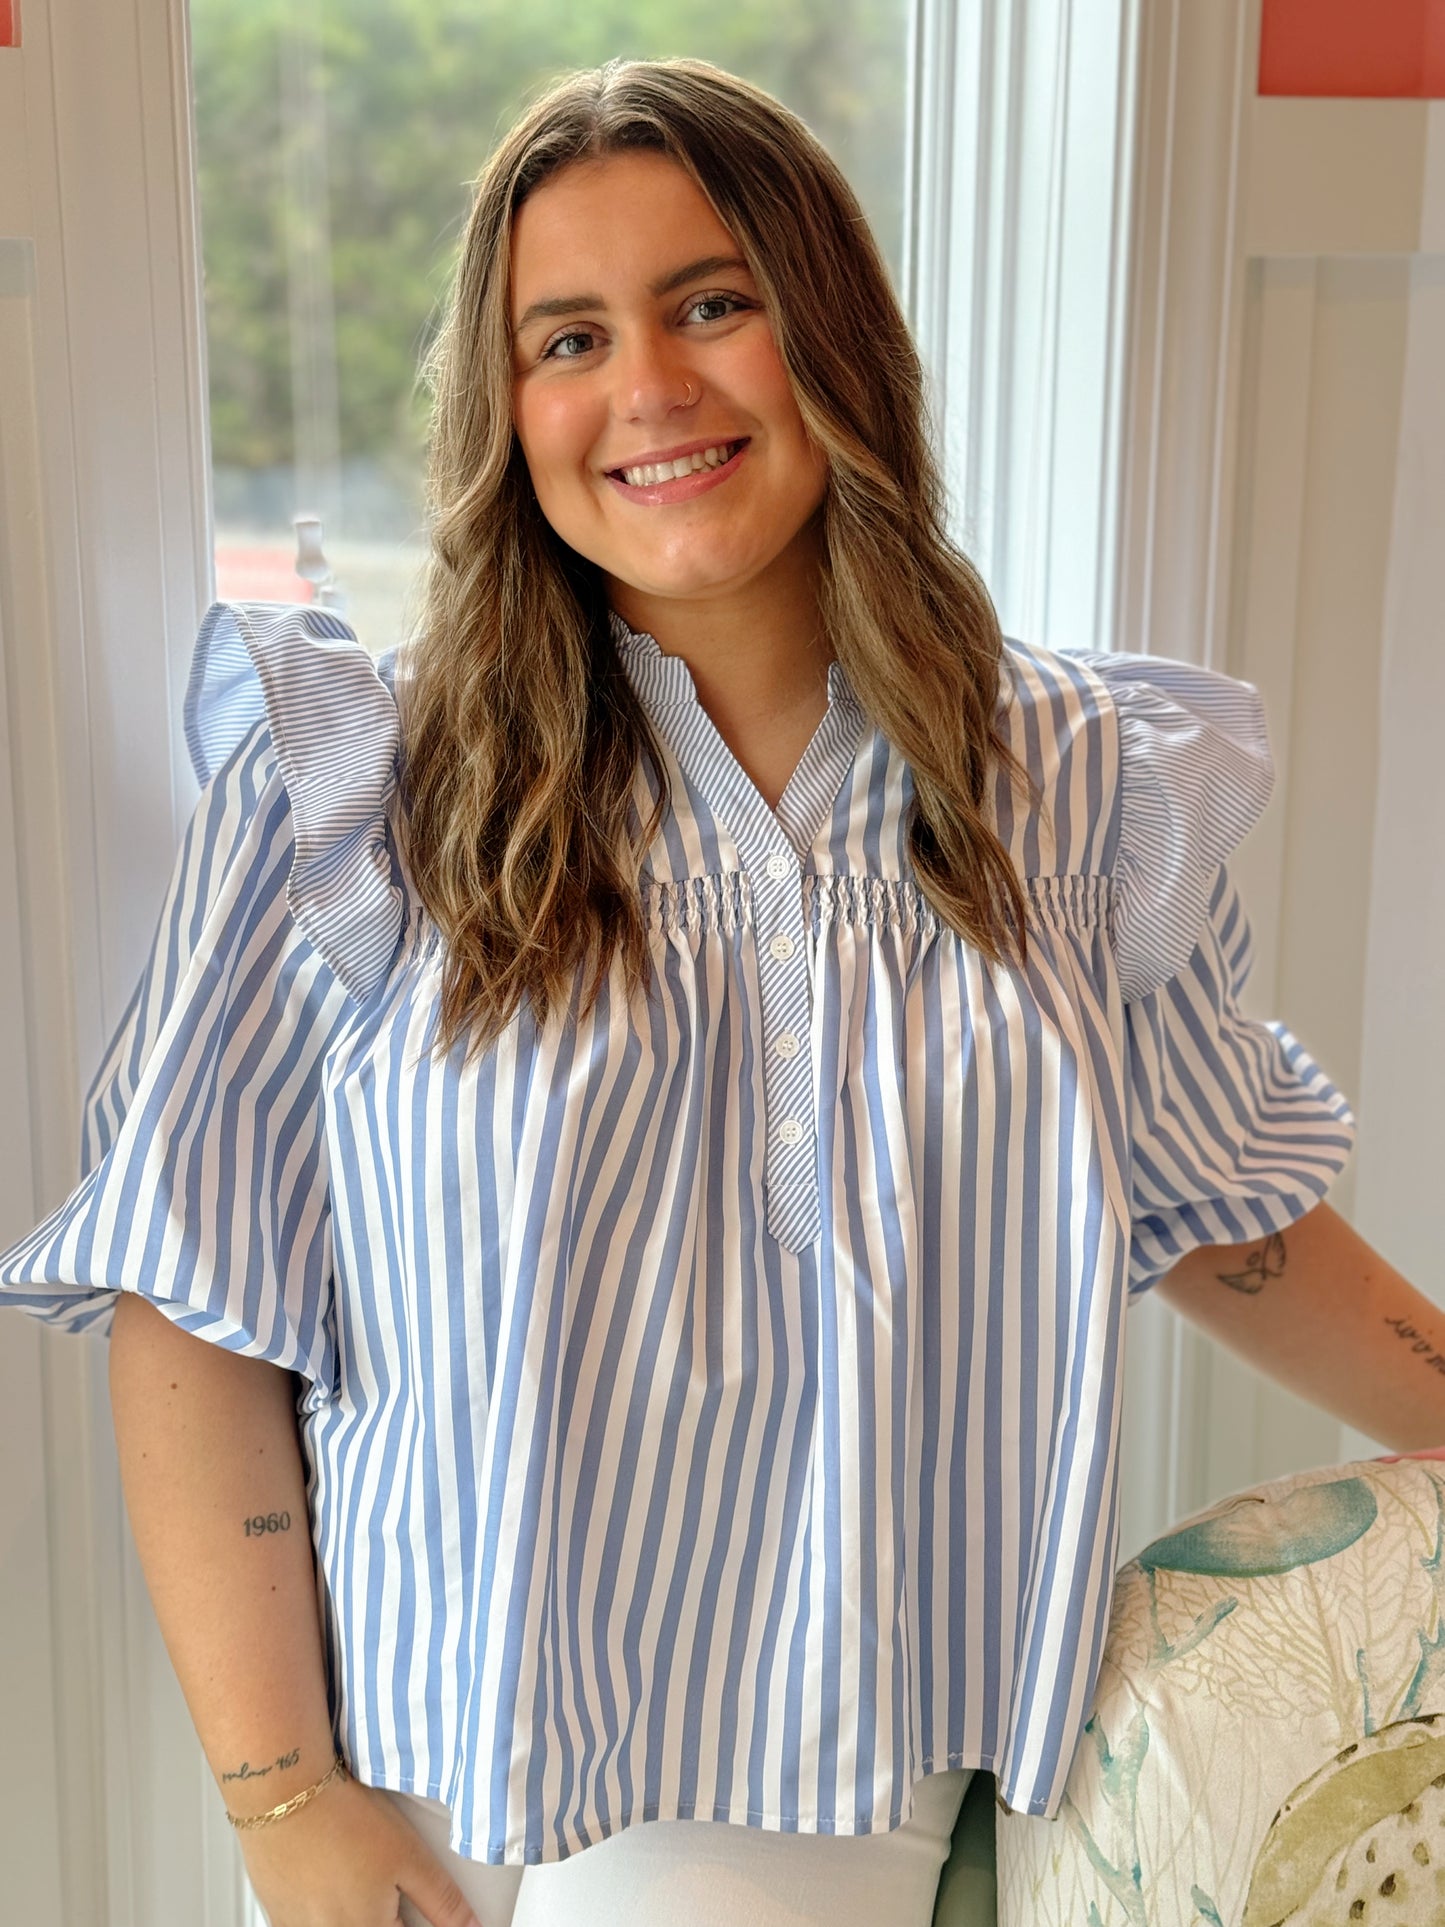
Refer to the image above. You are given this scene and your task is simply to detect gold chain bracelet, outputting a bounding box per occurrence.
[227,1755,349,1831]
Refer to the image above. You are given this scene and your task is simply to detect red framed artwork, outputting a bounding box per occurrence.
[0,0,18,50]
[1260,0,1445,97]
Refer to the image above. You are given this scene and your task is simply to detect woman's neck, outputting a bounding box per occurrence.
[606,524,833,733]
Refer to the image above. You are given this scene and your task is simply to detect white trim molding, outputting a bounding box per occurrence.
[904,0,1142,653]
[0,0,239,1920]
[1115,0,1262,677]
[1110,0,1267,1549]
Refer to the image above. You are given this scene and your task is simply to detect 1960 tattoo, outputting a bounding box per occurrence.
[221,1747,301,1786]
[243,1510,292,1538]
[1215,1231,1288,1295]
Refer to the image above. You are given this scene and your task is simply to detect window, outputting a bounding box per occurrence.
[190,0,910,651]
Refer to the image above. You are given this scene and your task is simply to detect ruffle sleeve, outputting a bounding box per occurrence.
[1078,650,1358,1297]
[0,601,403,1408]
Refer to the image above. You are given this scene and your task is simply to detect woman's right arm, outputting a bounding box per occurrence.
[108,1290,339,1817]
[108,1292,484,1927]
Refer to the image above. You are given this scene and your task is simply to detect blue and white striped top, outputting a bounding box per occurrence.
[0,600,1355,1857]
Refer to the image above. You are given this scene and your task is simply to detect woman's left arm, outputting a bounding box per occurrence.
[1154,1201,1445,1452]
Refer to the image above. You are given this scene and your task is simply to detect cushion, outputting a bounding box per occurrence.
[996,1453,1445,1925]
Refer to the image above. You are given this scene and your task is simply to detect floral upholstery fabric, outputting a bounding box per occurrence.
[995,1453,1445,1926]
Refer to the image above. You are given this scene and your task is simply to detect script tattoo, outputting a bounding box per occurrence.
[221,1747,301,1787]
[1215,1231,1288,1295]
[1382,1315,1445,1379]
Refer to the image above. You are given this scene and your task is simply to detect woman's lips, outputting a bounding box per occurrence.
[603,439,749,505]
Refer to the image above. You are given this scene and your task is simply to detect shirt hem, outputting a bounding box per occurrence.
[356,1752,998,1865]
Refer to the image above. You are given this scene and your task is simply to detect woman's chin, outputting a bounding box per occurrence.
[602,553,764,606]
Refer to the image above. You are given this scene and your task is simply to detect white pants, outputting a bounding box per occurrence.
[388,1771,973,1927]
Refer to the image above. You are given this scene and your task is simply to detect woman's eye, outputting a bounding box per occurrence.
[686,293,748,325]
[540,328,598,362]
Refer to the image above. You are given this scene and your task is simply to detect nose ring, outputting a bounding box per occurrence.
[682,380,696,407]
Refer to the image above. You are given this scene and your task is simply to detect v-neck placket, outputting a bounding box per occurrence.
[610,613,867,1253]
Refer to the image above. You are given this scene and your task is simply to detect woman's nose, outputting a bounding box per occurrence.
[612,330,698,421]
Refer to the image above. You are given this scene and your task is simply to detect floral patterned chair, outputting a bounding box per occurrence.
[934,1451,1445,1927]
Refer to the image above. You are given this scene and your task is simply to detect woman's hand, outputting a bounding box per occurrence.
[238,1773,483,1927]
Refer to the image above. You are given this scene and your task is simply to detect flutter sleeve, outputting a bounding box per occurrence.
[1081,650,1359,1298]
[0,601,403,1409]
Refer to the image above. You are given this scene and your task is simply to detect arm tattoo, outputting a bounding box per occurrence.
[1382,1315,1445,1379]
[242,1509,292,1538]
[1215,1231,1288,1295]
[221,1746,302,1787]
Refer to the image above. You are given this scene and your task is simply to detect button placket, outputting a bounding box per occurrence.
[748,846,818,1251]
[607,614,868,1253]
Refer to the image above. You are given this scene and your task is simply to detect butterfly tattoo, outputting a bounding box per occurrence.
[1216,1231,1288,1295]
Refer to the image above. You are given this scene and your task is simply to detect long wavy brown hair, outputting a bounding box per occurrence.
[401,56,1036,1062]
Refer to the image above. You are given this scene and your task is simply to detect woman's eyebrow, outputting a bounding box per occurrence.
[512,254,752,336]
[649,253,751,297]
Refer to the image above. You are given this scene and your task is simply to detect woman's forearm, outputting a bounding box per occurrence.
[1153,1200,1445,1452]
[108,1292,339,1819]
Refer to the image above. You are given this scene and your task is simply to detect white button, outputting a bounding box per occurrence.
[768,933,795,961]
[774,1030,800,1059]
[777,1117,804,1145]
[765,851,794,880]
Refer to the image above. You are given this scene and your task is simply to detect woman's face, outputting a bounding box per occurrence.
[508,150,829,613]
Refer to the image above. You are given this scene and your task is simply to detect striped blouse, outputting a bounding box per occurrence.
[0,600,1355,1858]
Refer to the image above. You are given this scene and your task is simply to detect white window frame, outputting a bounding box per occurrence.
[904,0,1142,656]
[1,0,235,1917]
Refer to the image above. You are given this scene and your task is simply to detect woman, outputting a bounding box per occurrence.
[1,54,1436,1927]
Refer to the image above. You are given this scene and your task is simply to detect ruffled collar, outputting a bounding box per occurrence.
[607,609,858,713]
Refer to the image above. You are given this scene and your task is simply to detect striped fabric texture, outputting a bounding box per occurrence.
[0,601,1356,1856]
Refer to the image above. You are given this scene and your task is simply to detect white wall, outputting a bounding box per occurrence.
[1353,252,1445,1296]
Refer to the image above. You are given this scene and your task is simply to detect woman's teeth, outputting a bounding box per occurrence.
[617,442,740,488]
